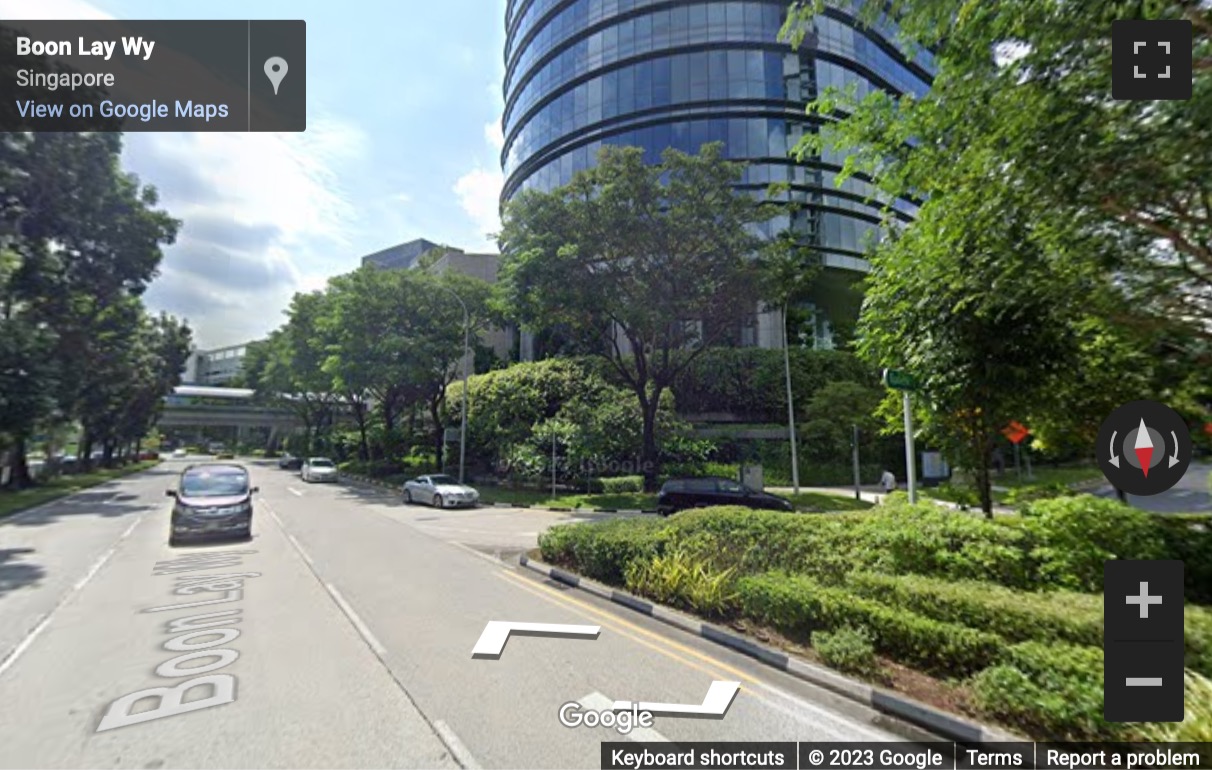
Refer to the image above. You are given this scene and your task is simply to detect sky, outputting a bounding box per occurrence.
[0,0,510,350]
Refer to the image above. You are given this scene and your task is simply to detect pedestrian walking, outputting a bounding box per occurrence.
[880,469,897,493]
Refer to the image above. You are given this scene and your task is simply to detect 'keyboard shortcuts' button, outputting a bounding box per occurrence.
[1104,560,1185,722]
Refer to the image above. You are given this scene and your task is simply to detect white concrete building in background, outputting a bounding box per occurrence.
[362,238,518,362]
[183,343,253,386]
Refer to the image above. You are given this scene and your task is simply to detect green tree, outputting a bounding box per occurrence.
[320,266,493,466]
[857,185,1088,515]
[499,144,780,490]
[0,131,178,485]
[246,295,339,455]
[782,0,1212,336]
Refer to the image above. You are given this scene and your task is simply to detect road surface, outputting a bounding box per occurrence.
[1094,461,1212,513]
[0,458,920,769]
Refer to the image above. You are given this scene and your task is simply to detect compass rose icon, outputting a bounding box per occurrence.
[1098,401,1191,496]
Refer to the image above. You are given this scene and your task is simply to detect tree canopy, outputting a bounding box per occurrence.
[499,143,782,489]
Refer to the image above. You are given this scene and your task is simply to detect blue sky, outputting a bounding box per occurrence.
[2,0,510,348]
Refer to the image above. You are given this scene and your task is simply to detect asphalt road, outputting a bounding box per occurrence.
[1094,461,1212,513]
[0,457,922,769]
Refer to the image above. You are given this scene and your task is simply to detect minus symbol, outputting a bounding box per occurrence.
[1125,678,1163,687]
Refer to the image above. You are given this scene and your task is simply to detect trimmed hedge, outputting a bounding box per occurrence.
[844,572,1102,647]
[597,475,644,494]
[970,641,1117,740]
[1154,514,1212,605]
[1019,496,1168,591]
[538,516,670,585]
[735,571,1003,676]
[844,571,1212,677]
[662,504,1037,588]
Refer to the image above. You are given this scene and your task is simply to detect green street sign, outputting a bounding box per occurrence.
[883,368,918,391]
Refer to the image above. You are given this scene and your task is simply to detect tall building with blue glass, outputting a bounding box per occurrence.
[501,0,932,348]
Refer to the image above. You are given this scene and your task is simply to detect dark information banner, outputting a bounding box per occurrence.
[600,743,1212,770]
[0,20,305,131]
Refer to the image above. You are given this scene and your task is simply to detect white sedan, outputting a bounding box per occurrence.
[402,474,479,508]
[301,457,339,483]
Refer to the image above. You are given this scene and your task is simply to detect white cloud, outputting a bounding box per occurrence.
[453,167,504,250]
[484,119,505,152]
[1,0,367,350]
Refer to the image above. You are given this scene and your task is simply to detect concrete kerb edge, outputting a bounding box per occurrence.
[518,554,1023,744]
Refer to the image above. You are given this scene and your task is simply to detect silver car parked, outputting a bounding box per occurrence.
[301,457,339,483]
[402,474,479,508]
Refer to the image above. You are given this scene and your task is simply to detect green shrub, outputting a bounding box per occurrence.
[1020,495,1167,591]
[970,641,1123,740]
[656,505,1035,588]
[624,547,738,616]
[1154,514,1212,605]
[537,517,670,585]
[812,626,878,676]
[1140,671,1212,741]
[844,572,1212,676]
[735,572,1002,676]
[1186,607,1212,676]
[598,475,643,494]
[844,572,1102,646]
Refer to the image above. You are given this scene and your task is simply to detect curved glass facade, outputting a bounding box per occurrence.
[501,0,933,339]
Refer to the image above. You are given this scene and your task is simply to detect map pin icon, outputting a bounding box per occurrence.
[264,56,288,95]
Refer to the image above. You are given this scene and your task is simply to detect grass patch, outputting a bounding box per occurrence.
[483,486,870,513]
[786,491,874,512]
[479,486,658,510]
[0,461,161,519]
[926,464,1105,506]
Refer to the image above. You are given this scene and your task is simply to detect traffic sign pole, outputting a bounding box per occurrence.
[903,391,917,503]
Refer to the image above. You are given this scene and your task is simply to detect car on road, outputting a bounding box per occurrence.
[656,476,794,516]
[278,453,304,471]
[301,457,339,483]
[402,474,479,508]
[166,463,258,546]
[207,442,226,454]
[171,448,188,458]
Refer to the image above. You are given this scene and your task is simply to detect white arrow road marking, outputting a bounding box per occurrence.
[1109,430,1120,468]
[579,692,670,741]
[1169,431,1181,468]
[471,621,600,659]
[612,680,740,718]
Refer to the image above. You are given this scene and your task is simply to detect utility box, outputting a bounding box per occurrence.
[741,464,763,491]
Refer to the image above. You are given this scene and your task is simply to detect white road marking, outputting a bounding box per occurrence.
[432,719,481,769]
[326,583,387,657]
[286,487,303,496]
[613,680,740,717]
[471,621,600,658]
[0,512,144,679]
[262,502,386,658]
[578,692,670,742]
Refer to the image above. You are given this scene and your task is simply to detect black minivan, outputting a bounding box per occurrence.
[656,476,794,516]
[167,463,258,545]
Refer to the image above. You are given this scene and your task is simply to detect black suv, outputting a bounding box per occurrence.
[656,476,794,516]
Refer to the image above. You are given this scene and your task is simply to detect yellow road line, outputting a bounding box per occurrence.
[496,572,739,686]
[494,570,895,741]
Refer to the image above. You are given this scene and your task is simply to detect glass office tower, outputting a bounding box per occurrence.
[501,0,933,348]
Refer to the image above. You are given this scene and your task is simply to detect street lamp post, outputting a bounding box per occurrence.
[782,302,800,493]
[436,285,470,484]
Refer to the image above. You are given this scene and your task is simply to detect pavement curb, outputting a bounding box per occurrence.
[519,554,1023,745]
